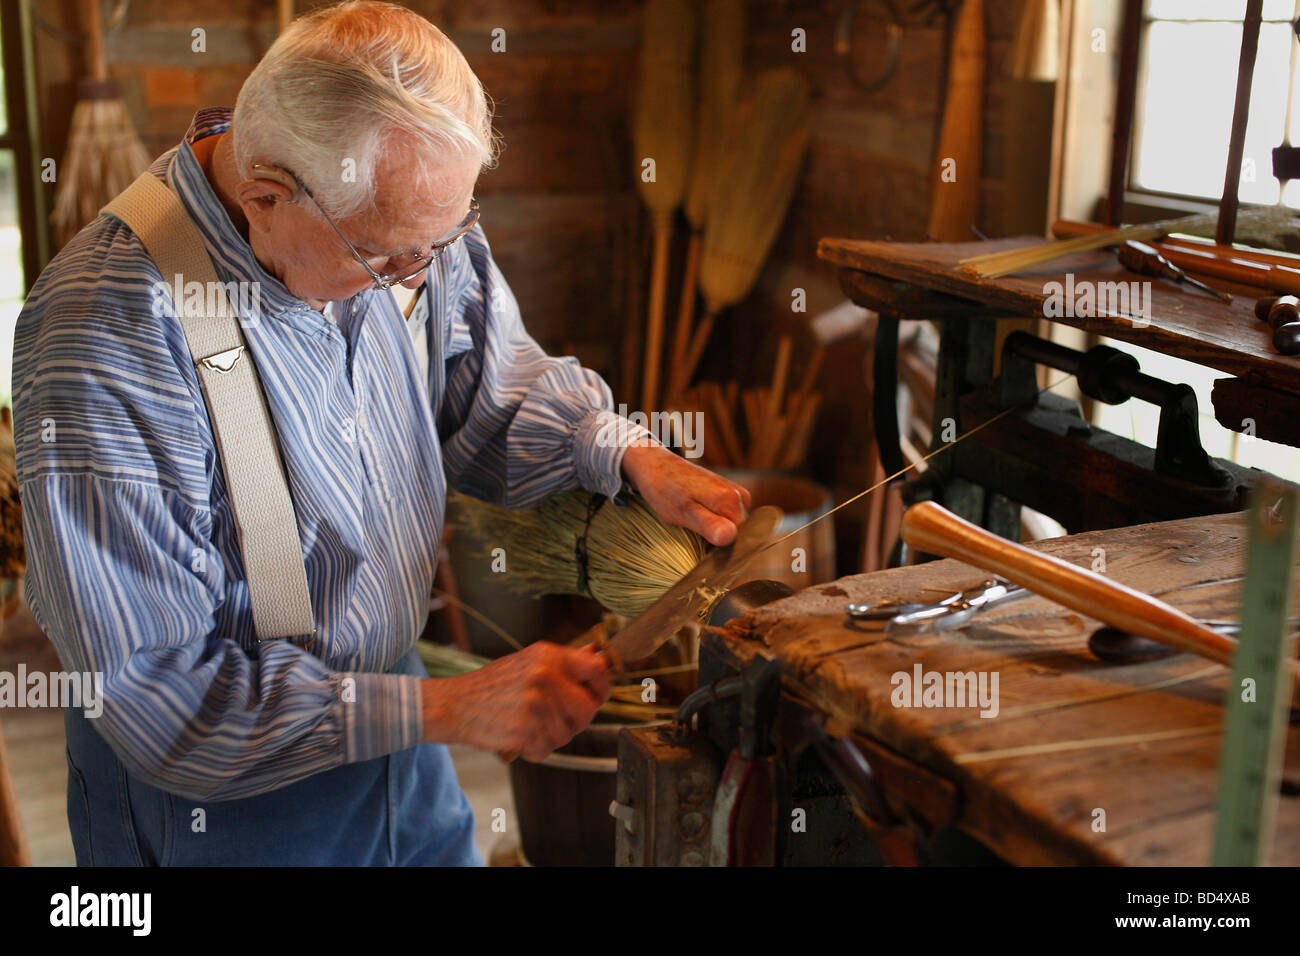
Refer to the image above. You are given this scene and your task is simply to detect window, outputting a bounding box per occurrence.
[1132,0,1300,206]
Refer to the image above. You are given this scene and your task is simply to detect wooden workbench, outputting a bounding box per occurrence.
[709,511,1300,866]
[819,236,1300,448]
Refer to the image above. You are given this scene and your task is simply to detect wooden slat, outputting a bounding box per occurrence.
[709,511,1300,866]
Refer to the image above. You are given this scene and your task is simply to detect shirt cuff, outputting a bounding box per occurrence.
[575,409,661,499]
[336,671,425,764]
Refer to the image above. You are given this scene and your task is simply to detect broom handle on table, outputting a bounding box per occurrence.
[900,501,1247,669]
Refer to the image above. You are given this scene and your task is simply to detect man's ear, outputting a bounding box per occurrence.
[236,163,299,233]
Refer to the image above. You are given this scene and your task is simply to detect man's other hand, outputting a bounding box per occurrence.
[620,443,751,547]
[421,642,611,760]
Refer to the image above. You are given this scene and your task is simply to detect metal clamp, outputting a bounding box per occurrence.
[198,346,246,374]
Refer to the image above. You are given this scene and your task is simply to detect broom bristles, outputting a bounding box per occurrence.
[450,489,708,619]
[52,97,152,246]
[699,68,812,314]
[634,0,697,216]
[683,0,745,231]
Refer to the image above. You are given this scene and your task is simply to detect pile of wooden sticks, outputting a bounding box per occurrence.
[676,338,823,471]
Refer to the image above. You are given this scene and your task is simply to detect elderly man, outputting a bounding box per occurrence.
[13,1,747,866]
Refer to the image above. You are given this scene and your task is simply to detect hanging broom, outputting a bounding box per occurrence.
[51,0,152,248]
[634,0,696,415]
[667,0,745,405]
[448,489,709,620]
[676,69,813,397]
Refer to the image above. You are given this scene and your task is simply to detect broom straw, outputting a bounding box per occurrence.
[682,69,812,397]
[635,0,696,414]
[959,206,1290,278]
[51,0,152,248]
[449,490,708,620]
[669,0,745,403]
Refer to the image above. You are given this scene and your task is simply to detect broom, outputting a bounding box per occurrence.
[634,0,696,414]
[678,69,813,397]
[51,0,152,248]
[448,489,709,620]
[667,0,745,404]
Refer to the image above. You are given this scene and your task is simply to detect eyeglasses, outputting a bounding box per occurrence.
[287,171,479,291]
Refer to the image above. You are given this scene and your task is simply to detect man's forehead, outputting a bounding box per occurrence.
[351,150,478,251]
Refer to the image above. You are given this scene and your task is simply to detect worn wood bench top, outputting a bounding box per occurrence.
[709,511,1300,866]
[817,236,1300,396]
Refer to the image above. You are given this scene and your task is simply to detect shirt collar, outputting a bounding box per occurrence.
[164,107,360,322]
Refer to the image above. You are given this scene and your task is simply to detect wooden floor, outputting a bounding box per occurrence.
[1,601,516,867]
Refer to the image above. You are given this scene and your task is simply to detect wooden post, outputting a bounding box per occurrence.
[0,718,31,866]
[1218,0,1265,245]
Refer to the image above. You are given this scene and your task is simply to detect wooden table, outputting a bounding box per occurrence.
[706,511,1300,866]
[818,234,1300,462]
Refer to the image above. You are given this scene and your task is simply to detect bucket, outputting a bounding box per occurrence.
[721,470,835,588]
[509,719,665,866]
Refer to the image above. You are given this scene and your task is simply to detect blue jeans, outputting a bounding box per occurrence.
[63,647,483,866]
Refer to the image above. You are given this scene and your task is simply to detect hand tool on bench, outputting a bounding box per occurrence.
[899,501,1300,695]
[1117,240,1233,303]
[846,577,1029,632]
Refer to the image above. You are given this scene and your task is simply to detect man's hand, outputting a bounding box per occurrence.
[620,443,752,546]
[421,642,611,760]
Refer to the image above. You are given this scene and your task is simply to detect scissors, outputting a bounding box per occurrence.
[846,578,1030,634]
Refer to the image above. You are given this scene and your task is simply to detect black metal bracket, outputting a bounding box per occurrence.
[678,654,783,761]
[998,331,1232,488]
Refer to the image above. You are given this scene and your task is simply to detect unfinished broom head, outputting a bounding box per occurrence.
[699,68,813,315]
[683,0,745,232]
[449,489,709,619]
[634,0,697,220]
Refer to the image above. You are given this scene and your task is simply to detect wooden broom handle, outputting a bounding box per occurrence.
[901,501,1245,667]
[83,0,107,82]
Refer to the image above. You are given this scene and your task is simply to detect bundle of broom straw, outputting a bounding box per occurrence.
[959,206,1296,279]
[448,489,709,620]
[51,0,152,248]
[667,69,813,402]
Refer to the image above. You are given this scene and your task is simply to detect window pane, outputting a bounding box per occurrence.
[1147,1,1294,20]
[1133,20,1291,204]
[0,150,22,406]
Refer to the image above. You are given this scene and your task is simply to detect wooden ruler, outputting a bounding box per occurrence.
[1212,480,1299,865]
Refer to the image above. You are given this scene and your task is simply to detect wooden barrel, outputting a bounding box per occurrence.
[721,471,835,588]
[509,719,665,866]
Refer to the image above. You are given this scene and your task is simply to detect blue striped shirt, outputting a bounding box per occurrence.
[13,108,652,801]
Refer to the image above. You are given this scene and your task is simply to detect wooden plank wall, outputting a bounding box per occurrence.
[27,0,1045,577]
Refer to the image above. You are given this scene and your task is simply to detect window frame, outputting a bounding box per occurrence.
[1125,2,1297,217]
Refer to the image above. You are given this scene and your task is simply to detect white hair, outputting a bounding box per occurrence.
[233,0,498,219]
